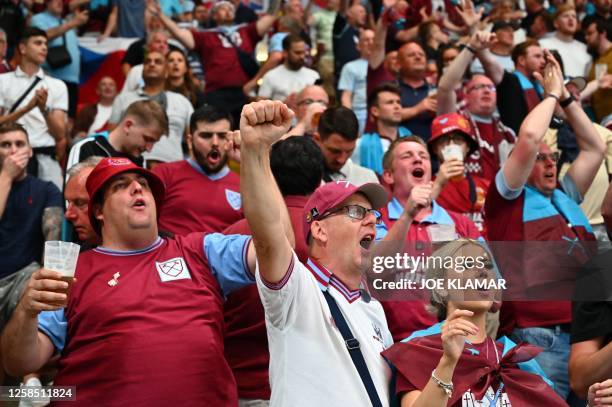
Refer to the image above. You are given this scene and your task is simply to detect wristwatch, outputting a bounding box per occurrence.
[560,94,575,109]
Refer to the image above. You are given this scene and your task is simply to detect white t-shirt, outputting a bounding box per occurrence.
[0,67,68,148]
[87,104,113,135]
[121,64,144,95]
[539,34,592,77]
[257,253,393,407]
[258,65,320,101]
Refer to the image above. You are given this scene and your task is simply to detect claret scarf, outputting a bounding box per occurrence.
[382,323,566,406]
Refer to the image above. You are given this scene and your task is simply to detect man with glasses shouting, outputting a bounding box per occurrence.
[485,50,605,401]
[240,99,426,406]
[152,105,243,235]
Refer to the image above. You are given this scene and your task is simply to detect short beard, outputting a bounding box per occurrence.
[286,60,304,70]
[193,148,228,174]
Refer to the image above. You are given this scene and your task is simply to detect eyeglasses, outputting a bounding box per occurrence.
[198,131,229,140]
[536,152,560,163]
[318,205,383,225]
[466,83,497,93]
[297,98,328,107]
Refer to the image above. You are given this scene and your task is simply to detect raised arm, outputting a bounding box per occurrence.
[437,31,493,114]
[563,94,606,197]
[240,100,295,283]
[100,5,117,40]
[502,51,563,190]
[41,9,89,41]
[256,15,278,37]
[148,1,195,50]
[369,14,388,70]
[1,269,66,376]
[475,35,505,86]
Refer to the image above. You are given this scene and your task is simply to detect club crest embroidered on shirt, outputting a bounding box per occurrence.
[108,272,121,287]
[156,257,192,282]
[372,322,384,345]
[225,189,242,211]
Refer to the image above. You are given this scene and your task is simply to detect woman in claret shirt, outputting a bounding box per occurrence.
[382,239,567,406]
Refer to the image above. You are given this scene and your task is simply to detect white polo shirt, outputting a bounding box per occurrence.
[0,67,68,148]
[257,253,393,407]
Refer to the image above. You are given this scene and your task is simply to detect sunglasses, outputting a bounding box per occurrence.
[535,152,560,163]
[318,205,383,225]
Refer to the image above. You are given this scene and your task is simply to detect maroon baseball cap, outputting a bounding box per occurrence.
[86,157,166,235]
[303,181,388,243]
[428,112,479,157]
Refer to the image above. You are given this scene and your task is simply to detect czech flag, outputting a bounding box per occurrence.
[77,37,139,110]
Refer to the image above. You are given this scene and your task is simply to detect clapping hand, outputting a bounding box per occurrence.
[533,49,564,98]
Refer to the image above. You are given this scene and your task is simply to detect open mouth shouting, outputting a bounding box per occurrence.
[207,150,222,166]
[359,232,375,251]
[411,167,425,180]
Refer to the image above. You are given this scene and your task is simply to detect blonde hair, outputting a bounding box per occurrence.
[425,239,497,320]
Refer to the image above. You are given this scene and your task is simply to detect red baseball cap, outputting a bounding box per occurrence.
[428,112,479,158]
[86,158,166,235]
[303,181,388,243]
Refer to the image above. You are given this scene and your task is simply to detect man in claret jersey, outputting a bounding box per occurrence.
[153,105,243,235]
[1,156,283,406]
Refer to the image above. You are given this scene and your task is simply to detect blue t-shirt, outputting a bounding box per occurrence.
[0,175,62,278]
[38,233,254,352]
[338,58,368,112]
[112,0,145,38]
[30,12,81,83]
[160,0,183,18]
[269,32,289,53]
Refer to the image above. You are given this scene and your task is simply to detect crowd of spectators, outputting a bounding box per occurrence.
[0,0,612,406]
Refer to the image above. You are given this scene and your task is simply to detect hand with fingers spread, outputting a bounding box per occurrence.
[19,269,73,317]
[588,379,612,406]
[407,182,432,218]
[441,309,479,362]
[468,30,497,52]
[240,100,294,148]
[456,0,484,29]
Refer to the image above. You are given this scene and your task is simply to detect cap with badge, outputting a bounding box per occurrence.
[303,181,388,243]
[86,158,166,235]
